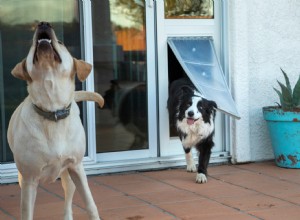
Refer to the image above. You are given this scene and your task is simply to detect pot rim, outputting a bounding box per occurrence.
[263,106,300,113]
[263,106,300,121]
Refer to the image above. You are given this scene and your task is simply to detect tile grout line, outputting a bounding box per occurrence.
[206,164,300,208]
[92,178,181,220]
[210,172,300,207]
[231,164,300,185]
[140,172,263,220]
[38,185,87,212]
[214,164,300,206]
[0,207,16,220]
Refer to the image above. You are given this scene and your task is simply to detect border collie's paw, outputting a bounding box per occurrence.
[196,173,207,184]
[186,163,197,172]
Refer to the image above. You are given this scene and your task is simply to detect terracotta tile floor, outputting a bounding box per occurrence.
[1,161,300,220]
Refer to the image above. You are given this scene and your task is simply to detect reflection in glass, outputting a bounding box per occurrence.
[0,0,81,163]
[165,0,214,19]
[92,1,148,153]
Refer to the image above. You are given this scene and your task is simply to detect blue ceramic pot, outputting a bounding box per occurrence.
[263,106,300,168]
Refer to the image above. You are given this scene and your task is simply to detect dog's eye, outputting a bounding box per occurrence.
[197,101,203,109]
[187,102,192,107]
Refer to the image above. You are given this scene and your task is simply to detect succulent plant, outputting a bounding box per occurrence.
[273,68,300,110]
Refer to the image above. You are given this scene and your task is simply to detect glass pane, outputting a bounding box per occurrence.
[92,1,148,153]
[165,0,214,19]
[0,0,81,163]
[168,37,240,118]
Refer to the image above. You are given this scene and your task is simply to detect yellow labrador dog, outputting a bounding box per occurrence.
[7,22,103,220]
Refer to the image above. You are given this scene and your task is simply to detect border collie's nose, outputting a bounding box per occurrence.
[188,111,194,117]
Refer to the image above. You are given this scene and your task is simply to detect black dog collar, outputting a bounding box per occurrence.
[33,103,71,122]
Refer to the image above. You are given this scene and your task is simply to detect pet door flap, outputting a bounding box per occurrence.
[167,37,240,119]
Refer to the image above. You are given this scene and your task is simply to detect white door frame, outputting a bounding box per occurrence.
[83,0,158,162]
[156,0,230,161]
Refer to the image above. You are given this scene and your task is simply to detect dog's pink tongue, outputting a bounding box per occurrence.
[187,118,195,125]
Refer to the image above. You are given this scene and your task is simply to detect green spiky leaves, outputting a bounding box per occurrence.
[274,68,300,110]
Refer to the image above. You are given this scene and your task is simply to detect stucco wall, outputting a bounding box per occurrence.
[229,0,300,163]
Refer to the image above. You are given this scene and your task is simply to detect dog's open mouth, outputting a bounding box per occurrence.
[34,23,61,63]
[36,30,53,48]
[187,118,199,125]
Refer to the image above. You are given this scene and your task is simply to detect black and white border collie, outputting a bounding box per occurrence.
[168,78,217,184]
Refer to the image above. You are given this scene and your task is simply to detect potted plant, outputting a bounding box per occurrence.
[263,68,300,168]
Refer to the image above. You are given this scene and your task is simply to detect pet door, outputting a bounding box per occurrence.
[167,36,240,119]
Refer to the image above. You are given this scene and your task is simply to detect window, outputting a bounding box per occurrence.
[164,0,214,19]
[167,37,240,119]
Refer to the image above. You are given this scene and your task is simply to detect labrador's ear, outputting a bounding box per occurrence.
[11,59,32,82]
[73,58,92,82]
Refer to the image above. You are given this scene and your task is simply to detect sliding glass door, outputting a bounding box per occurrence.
[91,0,157,161]
[1,0,229,180]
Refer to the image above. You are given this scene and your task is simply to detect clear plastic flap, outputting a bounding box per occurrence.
[168,37,240,119]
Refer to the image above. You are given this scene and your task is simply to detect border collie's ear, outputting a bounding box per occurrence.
[203,99,217,113]
[210,100,217,109]
[11,59,32,82]
[181,86,193,95]
[73,58,92,82]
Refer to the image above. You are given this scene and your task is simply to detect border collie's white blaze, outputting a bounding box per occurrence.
[177,93,215,148]
[168,78,217,184]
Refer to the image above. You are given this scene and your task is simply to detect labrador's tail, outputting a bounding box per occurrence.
[74,91,104,108]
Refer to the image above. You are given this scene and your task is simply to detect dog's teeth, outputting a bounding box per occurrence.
[38,39,51,44]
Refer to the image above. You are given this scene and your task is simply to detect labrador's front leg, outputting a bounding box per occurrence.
[68,163,100,220]
[61,169,76,220]
[19,173,39,220]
